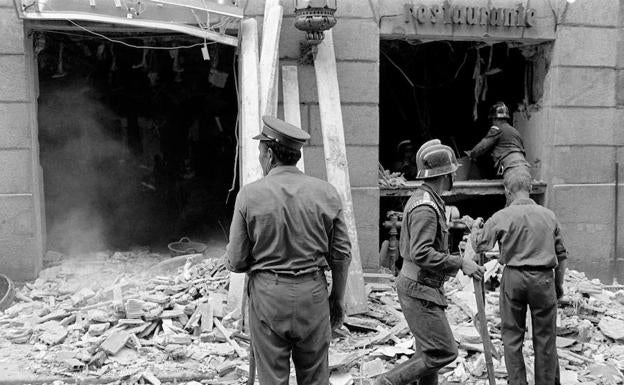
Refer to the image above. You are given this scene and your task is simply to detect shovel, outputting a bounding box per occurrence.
[473,251,496,385]
[462,235,497,385]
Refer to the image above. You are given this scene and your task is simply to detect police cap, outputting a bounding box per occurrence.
[253,116,310,150]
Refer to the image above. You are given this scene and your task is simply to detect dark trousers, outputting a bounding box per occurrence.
[394,275,458,385]
[248,271,331,385]
[500,267,560,385]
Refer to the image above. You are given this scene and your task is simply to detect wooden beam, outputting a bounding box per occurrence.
[314,30,367,315]
[228,0,282,329]
[239,17,262,186]
[263,0,280,117]
[282,65,305,172]
[228,18,261,315]
[259,4,283,117]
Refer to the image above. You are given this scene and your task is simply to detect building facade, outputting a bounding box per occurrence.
[0,0,621,282]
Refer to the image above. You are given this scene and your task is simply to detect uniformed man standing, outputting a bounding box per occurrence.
[226,116,351,385]
[466,102,530,176]
[469,169,567,385]
[376,139,485,385]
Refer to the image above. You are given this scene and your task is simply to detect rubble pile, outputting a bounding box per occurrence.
[0,253,249,384]
[328,266,624,385]
[378,165,407,188]
[1,252,624,384]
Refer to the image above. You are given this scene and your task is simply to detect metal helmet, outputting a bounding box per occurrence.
[489,102,510,120]
[415,139,459,180]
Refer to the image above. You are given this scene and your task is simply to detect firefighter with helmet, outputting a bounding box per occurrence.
[376,139,485,385]
[466,102,530,176]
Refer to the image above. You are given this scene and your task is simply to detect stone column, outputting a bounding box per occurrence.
[0,3,44,280]
[546,0,619,282]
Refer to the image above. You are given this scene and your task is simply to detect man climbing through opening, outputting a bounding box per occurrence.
[225,116,351,385]
[468,169,567,385]
[376,139,485,385]
[466,102,530,176]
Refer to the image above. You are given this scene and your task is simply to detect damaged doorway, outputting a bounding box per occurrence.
[36,31,239,255]
[379,39,553,259]
[380,39,552,182]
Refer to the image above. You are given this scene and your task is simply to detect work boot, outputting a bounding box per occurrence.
[374,359,430,385]
[417,373,438,385]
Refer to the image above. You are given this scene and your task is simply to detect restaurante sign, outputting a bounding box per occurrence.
[406,1,537,28]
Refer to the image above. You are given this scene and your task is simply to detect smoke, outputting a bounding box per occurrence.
[38,78,143,255]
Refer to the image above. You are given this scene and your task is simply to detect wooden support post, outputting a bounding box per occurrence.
[314,30,367,314]
[259,4,283,117]
[229,18,261,315]
[282,65,305,172]
[228,2,283,320]
[239,17,262,185]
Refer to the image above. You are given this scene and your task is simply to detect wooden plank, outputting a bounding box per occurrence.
[259,4,283,117]
[214,318,248,358]
[239,17,262,186]
[282,65,305,172]
[314,30,367,315]
[198,301,214,332]
[229,18,261,316]
[229,3,282,318]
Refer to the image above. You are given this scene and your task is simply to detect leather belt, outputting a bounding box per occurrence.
[401,261,446,289]
[506,265,554,271]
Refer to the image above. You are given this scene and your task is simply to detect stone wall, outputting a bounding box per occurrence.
[0,4,44,281]
[543,0,621,282]
[247,0,381,270]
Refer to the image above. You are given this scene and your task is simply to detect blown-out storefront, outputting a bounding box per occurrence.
[375,0,623,282]
[0,0,621,282]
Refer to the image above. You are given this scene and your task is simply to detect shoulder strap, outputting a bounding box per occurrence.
[405,191,443,218]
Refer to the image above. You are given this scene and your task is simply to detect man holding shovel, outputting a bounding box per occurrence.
[376,139,485,385]
[468,169,567,385]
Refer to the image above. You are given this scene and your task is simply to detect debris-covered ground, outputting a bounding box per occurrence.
[1,250,624,385]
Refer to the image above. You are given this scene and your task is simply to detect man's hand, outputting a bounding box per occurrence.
[461,258,485,281]
[471,217,484,231]
[329,295,345,331]
[460,215,474,229]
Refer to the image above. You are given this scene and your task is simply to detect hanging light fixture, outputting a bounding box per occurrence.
[293,0,337,63]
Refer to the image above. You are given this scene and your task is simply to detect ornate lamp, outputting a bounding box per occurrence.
[294,0,337,63]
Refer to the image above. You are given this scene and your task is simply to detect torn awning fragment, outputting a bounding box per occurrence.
[15,0,241,46]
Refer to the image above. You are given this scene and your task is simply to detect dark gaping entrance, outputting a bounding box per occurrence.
[37,31,239,254]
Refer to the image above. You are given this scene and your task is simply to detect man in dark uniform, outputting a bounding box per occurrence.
[466,102,530,176]
[469,169,567,385]
[376,139,485,385]
[226,116,351,385]
[393,140,419,180]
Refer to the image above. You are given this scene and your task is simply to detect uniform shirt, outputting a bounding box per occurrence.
[471,198,568,267]
[470,122,526,168]
[226,166,351,275]
[399,184,463,306]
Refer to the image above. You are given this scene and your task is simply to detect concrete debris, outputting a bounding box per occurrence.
[599,317,624,341]
[330,372,354,385]
[2,251,624,384]
[362,358,386,378]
